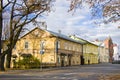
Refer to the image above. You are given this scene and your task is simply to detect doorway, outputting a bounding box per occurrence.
[68,55,72,66]
[81,55,84,65]
[61,54,65,67]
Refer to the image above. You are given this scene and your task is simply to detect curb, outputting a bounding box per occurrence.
[0,63,107,74]
[0,66,81,74]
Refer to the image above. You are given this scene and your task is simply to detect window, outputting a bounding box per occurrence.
[77,47,79,51]
[25,42,29,49]
[40,41,45,50]
[64,43,67,49]
[73,45,75,51]
[68,44,71,50]
[58,41,60,48]
[70,44,73,50]
[40,41,46,54]
[57,56,60,63]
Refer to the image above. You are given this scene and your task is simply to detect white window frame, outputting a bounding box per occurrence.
[25,41,29,49]
[58,41,60,48]
[64,43,67,49]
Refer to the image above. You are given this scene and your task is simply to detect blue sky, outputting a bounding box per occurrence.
[39,0,120,46]
[4,0,120,48]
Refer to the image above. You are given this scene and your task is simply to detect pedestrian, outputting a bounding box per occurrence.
[88,59,90,64]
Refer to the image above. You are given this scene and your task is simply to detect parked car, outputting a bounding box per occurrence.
[112,60,120,64]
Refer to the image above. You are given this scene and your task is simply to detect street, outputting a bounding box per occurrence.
[0,63,120,80]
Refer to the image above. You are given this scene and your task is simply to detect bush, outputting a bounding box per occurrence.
[14,55,40,69]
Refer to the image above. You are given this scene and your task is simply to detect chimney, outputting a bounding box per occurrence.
[58,30,61,34]
[42,22,47,30]
[73,34,75,37]
[44,25,47,30]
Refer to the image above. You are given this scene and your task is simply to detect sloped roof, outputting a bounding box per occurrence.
[91,41,104,47]
[69,35,98,46]
[20,27,40,39]
[69,35,87,43]
[19,27,85,44]
[46,30,85,44]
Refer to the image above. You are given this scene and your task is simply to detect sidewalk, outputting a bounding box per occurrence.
[0,63,113,74]
[0,65,82,74]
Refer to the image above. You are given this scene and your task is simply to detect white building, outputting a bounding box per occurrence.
[113,44,120,61]
[91,40,109,63]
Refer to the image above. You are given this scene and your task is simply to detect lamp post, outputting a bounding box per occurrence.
[40,41,44,71]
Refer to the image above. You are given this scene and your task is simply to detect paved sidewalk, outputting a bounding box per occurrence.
[0,65,82,74]
[0,63,120,80]
[0,63,119,74]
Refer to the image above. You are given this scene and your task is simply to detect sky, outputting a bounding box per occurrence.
[37,0,120,47]
[3,0,120,49]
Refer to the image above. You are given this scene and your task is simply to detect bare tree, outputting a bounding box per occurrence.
[0,0,5,71]
[68,0,120,23]
[0,0,54,71]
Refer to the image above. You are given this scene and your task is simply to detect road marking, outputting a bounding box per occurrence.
[61,77,66,79]
[64,73,77,75]
[53,76,58,78]
[72,79,79,80]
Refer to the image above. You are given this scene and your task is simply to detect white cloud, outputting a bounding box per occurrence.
[68,16,85,21]
[36,0,120,46]
[3,0,8,5]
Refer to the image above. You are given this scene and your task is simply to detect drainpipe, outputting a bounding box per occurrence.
[55,37,59,67]
[82,44,84,65]
[98,43,102,63]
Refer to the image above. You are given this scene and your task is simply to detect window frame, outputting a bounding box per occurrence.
[25,41,29,49]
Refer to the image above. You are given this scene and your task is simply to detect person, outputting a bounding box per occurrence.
[88,59,90,64]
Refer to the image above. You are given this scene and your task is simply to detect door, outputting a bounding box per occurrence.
[81,55,84,65]
[61,59,64,67]
[61,55,64,67]
[68,55,71,66]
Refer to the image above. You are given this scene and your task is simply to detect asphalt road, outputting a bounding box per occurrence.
[0,63,120,80]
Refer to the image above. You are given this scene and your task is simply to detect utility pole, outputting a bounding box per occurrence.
[40,41,44,71]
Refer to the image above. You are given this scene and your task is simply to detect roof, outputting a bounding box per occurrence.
[20,27,40,39]
[69,35,87,43]
[69,35,98,46]
[19,27,85,44]
[46,30,85,44]
[91,41,104,47]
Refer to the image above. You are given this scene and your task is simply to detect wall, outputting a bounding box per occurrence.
[12,28,83,68]
[56,38,83,66]
[83,43,99,64]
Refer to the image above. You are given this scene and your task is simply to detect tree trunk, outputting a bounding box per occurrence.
[6,49,12,68]
[0,0,5,71]
[0,54,5,71]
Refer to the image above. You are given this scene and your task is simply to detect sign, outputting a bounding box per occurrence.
[40,50,44,54]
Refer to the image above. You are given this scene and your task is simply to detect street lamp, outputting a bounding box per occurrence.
[40,41,45,71]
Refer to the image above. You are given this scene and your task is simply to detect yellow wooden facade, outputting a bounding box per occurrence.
[12,27,84,67]
[70,35,99,65]
[83,42,99,64]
